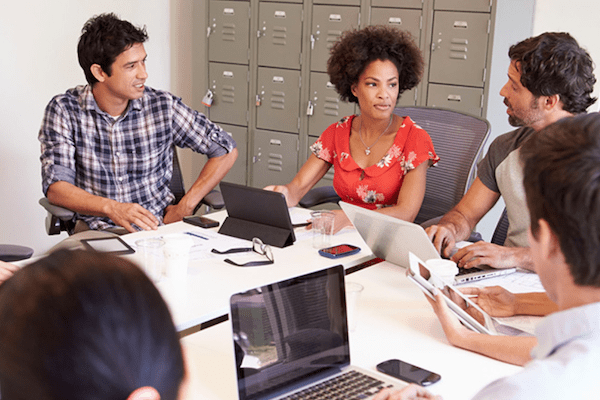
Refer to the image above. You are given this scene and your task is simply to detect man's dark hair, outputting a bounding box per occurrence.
[327,25,424,104]
[509,32,597,114]
[78,13,148,85]
[0,249,185,400]
[521,113,600,287]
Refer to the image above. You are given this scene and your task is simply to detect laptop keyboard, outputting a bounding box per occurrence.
[282,370,392,400]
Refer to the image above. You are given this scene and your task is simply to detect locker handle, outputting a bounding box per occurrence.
[388,17,402,25]
[447,94,462,102]
[453,21,468,29]
[269,140,282,146]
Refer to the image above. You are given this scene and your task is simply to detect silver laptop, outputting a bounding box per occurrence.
[229,264,404,400]
[340,202,516,284]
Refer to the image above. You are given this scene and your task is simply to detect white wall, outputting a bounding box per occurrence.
[0,1,171,255]
[533,0,600,112]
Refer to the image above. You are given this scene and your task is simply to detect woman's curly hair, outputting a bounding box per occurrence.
[327,25,424,104]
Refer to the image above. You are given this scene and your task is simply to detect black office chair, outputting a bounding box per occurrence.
[39,148,225,235]
[299,106,491,226]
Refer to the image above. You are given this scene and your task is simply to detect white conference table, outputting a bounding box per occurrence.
[179,260,522,400]
[120,208,376,334]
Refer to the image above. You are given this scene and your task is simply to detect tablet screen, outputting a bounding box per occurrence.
[81,237,135,255]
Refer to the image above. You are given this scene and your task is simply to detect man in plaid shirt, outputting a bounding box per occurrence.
[39,13,238,233]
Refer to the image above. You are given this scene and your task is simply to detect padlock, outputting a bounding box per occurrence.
[202,90,214,107]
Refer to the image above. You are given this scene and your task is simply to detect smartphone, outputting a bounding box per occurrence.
[183,215,220,228]
[376,359,441,386]
[318,244,360,259]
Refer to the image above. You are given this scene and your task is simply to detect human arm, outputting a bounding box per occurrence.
[373,385,441,400]
[425,178,500,257]
[374,160,428,223]
[424,288,536,366]
[0,261,18,285]
[460,286,557,317]
[163,148,238,224]
[47,181,159,233]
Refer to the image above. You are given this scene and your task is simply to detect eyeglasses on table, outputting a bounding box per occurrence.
[211,237,274,267]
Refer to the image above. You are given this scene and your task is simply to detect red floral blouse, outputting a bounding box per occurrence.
[310,115,439,209]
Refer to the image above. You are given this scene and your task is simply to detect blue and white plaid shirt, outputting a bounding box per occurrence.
[40,85,236,230]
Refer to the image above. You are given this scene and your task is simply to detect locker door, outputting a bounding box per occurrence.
[372,0,422,8]
[310,5,360,73]
[370,7,422,107]
[308,135,335,189]
[434,0,491,12]
[251,130,299,188]
[219,123,248,185]
[307,72,355,137]
[208,1,250,64]
[370,8,422,42]
[427,83,484,117]
[257,3,303,70]
[256,67,301,134]
[208,63,249,126]
[428,11,490,87]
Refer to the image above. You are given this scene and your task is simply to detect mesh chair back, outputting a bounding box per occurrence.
[394,107,491,225]
[490,208,509,246]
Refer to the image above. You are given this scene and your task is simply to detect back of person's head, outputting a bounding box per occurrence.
[521,112,600,287]
[0,249,185,400]
[78,13,149,85]
[509,32,597,114]
[327,25,424,104]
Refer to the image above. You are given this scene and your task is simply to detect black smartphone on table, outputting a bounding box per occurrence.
[318,244,360,258]
[376,359,441,386]
[183,215,220,228]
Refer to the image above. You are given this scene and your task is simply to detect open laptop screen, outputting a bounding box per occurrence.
[230,265,349,400]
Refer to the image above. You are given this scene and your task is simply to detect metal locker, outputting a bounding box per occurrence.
[372,0,422,8]
[428,11,490,88]
[257,2,303,70]
[208,1,250,65]
[251,130,299,188]
[308,135,335,189]
[426,83,484,117]
[256,67,302,134]
[313,0,360,5]
[434,0,491,12]
[370,8,422,42]
[219,123,248,185]
[307,72,355,138]
[310,5,360,73]
[208,63,249,126]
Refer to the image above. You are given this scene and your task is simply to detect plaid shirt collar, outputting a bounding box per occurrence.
[78,84,143,117]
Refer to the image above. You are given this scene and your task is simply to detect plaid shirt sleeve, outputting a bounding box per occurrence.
[169,95,237,157]
[39,94,78,196]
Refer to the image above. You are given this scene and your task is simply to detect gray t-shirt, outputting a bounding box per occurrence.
[477,127,535,247]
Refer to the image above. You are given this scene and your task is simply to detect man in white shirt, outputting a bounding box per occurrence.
[376,112,600,399]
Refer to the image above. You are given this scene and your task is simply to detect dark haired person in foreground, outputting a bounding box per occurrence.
[40,13,237,234]
[378,112,600,399]
[427,32,596,272]
[266,25,438,232]
[0,249,185,400]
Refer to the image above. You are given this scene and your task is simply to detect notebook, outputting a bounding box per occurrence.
[229,264,404,400]
[339,201,516,284]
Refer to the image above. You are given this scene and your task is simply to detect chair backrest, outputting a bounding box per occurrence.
[394,106,491,225]
[171,148,186,205]
[490,208,509,246]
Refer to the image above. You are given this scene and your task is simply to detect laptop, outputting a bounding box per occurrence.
[229,265,404,400]
[339,202,516,284]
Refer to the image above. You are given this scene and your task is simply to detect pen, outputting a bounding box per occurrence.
[184,231,209,240]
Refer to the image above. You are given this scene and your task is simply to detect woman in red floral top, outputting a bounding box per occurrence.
[266,26,439,232]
